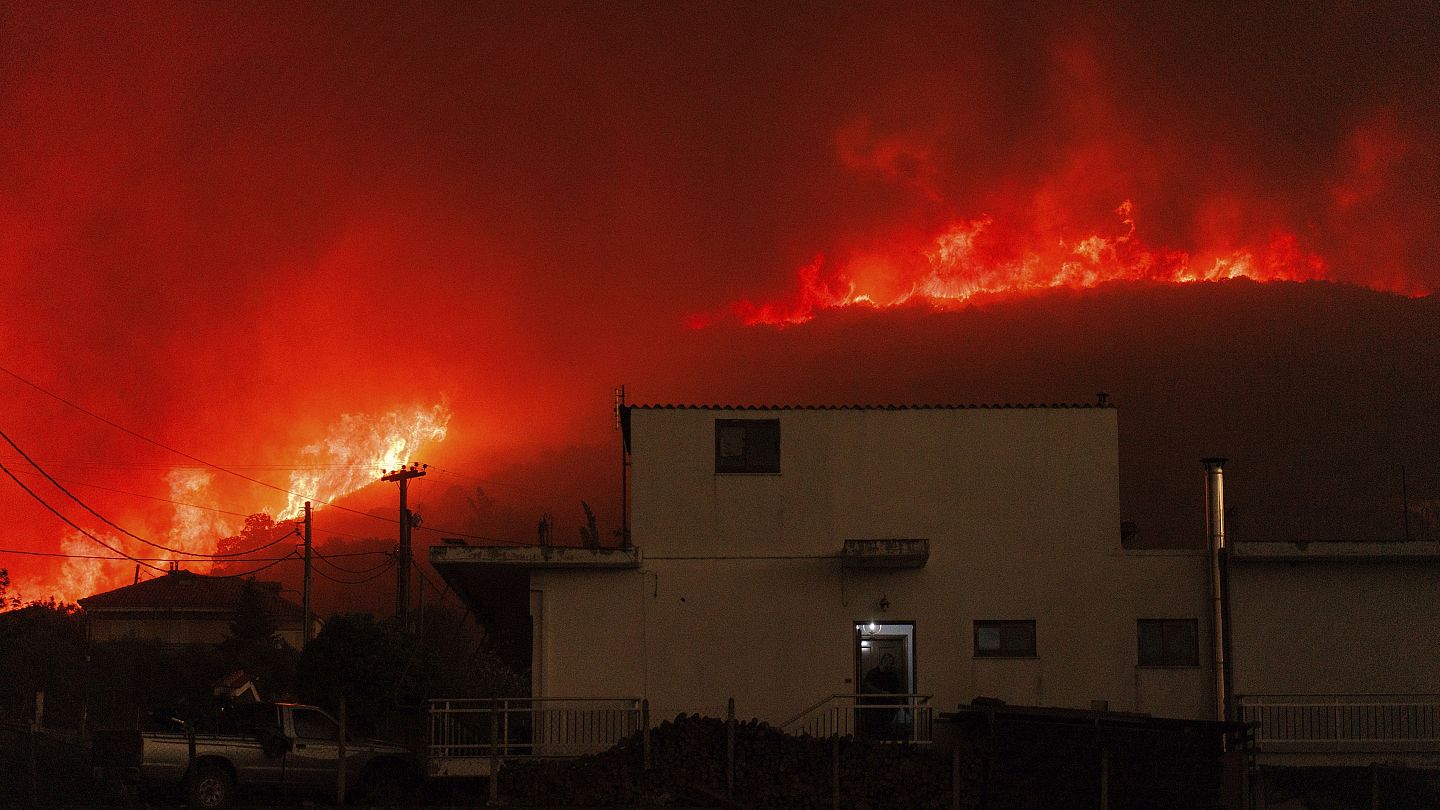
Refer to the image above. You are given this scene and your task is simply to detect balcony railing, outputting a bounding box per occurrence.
[781,694,934,743]
[1238,694,1440,753]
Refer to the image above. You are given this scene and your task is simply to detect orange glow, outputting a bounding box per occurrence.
[35,404,451,604]
[697,200,1428,328]
[283,402,452,519]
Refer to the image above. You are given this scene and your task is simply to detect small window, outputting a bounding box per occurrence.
[715,419,780,474]
[973,620,1036,658]
[1137,619,1199,667]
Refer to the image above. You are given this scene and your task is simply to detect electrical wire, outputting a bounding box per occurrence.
[310,559,395,585]
[313,551,395,575]
[0,546,302,563]
[0,458,168,572]
[2,467,261,519]
[0,364,398,521]
[0,364,531,545]
[205,552,302,579]
[414,564,464,614]
[0,424,300,558]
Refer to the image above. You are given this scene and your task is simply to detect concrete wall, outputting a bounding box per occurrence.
[528,406,1213,724]
[1230,558,1440,696]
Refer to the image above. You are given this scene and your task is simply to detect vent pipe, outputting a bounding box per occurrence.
[1202,457,1228,722]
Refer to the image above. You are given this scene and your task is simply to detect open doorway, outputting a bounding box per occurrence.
[854,621,916,739]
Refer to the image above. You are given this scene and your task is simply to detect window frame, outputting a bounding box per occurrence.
[289,707,341,741]
[1136,618,1200,668]
[714,418,781,475]
[972,619,1037,658]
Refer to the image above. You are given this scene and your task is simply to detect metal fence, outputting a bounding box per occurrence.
[428,697,644,762]
[781,693,934,744]
[1238,694,1440,752]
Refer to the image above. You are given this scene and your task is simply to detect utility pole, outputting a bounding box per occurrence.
[382,464,426,627]
[303,501,313,646]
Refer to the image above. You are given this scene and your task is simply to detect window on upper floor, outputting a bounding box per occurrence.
[715,419,780,474]
[1137,618,1199,667]
[973,619,1036,658]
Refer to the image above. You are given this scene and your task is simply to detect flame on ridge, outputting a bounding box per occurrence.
[283,402,452,518]
[32,403,452,605]
[693,200,1427,328]
[52,469,235,601]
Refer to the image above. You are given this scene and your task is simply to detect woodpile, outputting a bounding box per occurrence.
[498,713,954,808]
[499,708,1237,808]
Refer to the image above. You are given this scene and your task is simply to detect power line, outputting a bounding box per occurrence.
[3,467,261,519]
[311,559,396,585]
[0,363,531,546]
[0,424,293,558]
[0,363,393,521]
[0,459,168,572]
[0,546,296,563]
[206,552,302,579]
[314,550,394,575]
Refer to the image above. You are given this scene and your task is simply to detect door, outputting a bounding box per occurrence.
[282,707,344,791]
[854,621,916,740]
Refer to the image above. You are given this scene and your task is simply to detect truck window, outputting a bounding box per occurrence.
[290,708,339,741]
[232,702,279,734]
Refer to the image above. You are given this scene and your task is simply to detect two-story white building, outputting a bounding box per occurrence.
[432,402,1214,729]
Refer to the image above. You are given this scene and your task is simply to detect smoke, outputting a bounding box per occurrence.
[1,2,1437,604]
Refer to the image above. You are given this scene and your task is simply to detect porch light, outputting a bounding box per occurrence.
[867,621,879,634]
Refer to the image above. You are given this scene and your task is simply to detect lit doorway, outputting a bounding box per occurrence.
[854,621,916,740]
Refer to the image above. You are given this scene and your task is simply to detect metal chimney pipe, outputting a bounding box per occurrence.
[1202,457,1228,722]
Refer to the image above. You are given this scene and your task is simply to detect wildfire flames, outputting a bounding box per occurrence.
[694,200,1428,328]
[283,403,451,519]
[39,403,452,604]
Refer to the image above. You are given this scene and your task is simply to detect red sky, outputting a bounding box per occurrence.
[2,2,1437,607]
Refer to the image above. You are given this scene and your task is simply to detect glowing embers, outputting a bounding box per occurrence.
[695,200,1391,328]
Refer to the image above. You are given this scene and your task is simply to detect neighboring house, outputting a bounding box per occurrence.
[1228,540,1440,776]
[431,402,1214,729]
[79,570,310,649]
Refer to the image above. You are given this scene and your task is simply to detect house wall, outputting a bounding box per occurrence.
[1229,560,1440,696]
[530,407,1213,725]
[88,612,307,649]
[89,613,234,646]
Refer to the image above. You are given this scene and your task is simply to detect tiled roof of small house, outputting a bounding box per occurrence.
[78,570,304,623]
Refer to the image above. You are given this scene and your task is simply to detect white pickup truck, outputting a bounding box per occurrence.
[98,701,417,808]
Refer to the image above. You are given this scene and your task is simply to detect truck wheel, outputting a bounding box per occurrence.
[184,764,233,809]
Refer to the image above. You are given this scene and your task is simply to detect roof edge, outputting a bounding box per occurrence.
[626,402,1115,411]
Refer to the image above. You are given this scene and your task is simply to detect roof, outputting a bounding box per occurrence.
[1228,541,1440,562]
[78,570,304,623]
[626,402,1113,411]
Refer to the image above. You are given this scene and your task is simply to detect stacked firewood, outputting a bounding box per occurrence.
[499,713,956,808]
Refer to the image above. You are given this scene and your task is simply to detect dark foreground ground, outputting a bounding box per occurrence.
[7,715,1438,809]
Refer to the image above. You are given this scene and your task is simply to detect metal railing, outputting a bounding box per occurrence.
[428,697,644,761]
[1238,694,1440,752]
[781,693,933,743]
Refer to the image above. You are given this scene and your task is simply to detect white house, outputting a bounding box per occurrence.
[1228,540,1440,781]
[431,402,1214,730]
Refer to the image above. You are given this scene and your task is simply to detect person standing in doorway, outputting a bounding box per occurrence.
[861,653,902,739]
